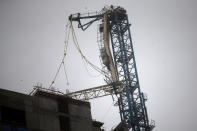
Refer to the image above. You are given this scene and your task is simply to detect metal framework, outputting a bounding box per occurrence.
[29,84,116,100]
[107,9,154,130]
[69,6,154,131]
[65,82,122,100]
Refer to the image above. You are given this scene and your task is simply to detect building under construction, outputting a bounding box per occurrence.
[0,5,155,131]
[0,87,104,131]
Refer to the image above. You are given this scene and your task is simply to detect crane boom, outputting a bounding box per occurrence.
[69,6,155,131]
[65,82,123,100]
[30,83,121,101]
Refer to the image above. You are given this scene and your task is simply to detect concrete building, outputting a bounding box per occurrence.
[0,88,104,131]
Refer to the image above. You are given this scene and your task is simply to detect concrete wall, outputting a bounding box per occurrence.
[0,89,60,131]
[0,88,104,131]
[25,97,60,131]
[69,103,93,131]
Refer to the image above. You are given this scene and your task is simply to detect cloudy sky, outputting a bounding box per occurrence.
[1,0,197,130]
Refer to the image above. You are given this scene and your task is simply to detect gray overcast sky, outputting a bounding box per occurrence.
[0,0,197,130]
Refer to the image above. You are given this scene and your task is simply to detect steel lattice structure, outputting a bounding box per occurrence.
[69,6,154,131]
[107,9,153,130]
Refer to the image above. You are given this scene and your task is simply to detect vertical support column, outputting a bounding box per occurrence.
[126,15,149,128]
[114,12,134,129]
[108,9,154,130]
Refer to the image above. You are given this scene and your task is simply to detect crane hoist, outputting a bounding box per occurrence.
[68,6,155,131]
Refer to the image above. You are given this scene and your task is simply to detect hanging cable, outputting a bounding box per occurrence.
[63,62,69,86]
[62,21,71,87]
[82,56,102,77]
[70,21,111,80]
[49,21,71,88]
[49,58,64,88]
[49,20,112,89]
[64,21,71,55]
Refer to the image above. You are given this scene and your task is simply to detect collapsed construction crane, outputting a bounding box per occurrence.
[68,6,154,131]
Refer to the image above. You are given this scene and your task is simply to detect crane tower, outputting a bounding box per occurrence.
[69,6,155,131]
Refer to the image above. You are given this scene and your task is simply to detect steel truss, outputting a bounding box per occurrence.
[30,83,117,100]
[65,82,122,100]
[107,9,154,131]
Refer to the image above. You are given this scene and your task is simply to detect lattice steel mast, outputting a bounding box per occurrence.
[69,6,154,131]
